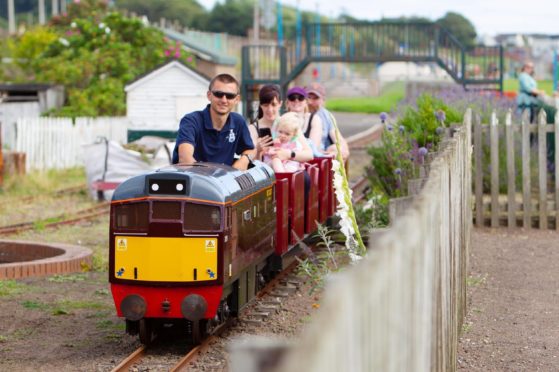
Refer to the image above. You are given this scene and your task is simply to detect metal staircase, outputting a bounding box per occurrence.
[241,21,503,116]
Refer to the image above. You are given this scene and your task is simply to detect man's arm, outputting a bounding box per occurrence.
[178,143,196,164]
[232,149,257,171]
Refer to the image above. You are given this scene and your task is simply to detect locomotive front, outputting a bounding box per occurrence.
[109,164,232,343]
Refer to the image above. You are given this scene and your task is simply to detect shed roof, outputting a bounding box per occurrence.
[124,59,210,93]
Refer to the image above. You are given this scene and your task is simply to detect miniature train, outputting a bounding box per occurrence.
[108,158,335,344]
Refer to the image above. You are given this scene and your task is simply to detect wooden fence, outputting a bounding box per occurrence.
[237,110,471,372]
[473,110,559,229]
[14,117,129,171]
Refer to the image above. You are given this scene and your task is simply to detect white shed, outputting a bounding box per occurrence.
[124,59,210,132]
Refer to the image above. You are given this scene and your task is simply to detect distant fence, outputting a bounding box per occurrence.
[264,111,472,371]
[473,109,559,229]
[14,117,129,171]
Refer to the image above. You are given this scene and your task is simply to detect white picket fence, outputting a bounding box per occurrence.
[14,117,129,171]
[272,111,472,372]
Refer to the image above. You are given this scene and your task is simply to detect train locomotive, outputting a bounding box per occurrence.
[108,157,335,344]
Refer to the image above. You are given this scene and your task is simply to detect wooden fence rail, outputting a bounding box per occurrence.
[14,117,129,171]
[231,110,471,372]
[473,109,559,229]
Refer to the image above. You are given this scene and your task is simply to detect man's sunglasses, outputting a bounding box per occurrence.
[212,90,238,100]
[288,94,306,102]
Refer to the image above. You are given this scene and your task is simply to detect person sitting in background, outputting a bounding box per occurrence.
[247,84,313,164]
[306,82,350,162]
[285,86,323,154]
[263,112,306,173]
[517,61,545,123]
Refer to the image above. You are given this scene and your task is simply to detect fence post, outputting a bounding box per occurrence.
[490,111,499,227]
[555,110,559,230]
[538,110,548,229]
[505,110,516,228]
[521,111,532,228]
[474,113,483,227]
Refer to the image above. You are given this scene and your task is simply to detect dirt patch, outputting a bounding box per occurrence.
[458,228,559,370]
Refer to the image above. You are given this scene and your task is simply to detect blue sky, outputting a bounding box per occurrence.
[197,0,557,36]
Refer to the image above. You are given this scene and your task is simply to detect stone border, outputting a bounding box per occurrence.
[0,239,93,279]
[346,123,383,149]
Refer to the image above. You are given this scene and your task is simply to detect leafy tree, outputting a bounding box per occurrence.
[114,0,209,30]
[436,12,477,50]
[204,0,253,36]
[4,0,195,117]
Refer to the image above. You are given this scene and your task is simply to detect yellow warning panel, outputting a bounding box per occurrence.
[114,236,218,282]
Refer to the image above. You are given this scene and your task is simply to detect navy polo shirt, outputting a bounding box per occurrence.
[172,105,254,165]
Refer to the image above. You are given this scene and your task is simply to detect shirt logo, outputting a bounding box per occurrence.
[227,129,236,143]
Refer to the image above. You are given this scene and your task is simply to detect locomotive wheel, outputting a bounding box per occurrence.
[139,319,153,346]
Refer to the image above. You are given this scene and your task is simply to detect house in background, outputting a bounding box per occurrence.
[0,83,64,149]
[124,59,210,141]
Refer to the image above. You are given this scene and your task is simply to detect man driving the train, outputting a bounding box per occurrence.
[172,73,256,171]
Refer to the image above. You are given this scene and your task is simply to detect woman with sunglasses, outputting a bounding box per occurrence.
[249,84,313,163]
[285,86,323,153]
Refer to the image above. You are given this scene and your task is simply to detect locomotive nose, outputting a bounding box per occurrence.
[181,294,208,321]
[120,294,146,321]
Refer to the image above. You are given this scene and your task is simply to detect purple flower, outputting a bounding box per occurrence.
[435,127,444,135]
[394,168,402,175]
[386,124,393,131]
[399,125,405,133]
[418,147,428,156]
[379,112,388,123]
[435,109,446,122]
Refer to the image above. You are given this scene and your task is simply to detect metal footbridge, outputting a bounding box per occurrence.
[241,21,503,115]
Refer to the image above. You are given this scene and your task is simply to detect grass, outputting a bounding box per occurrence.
[326,82,405,113]
[48,273,88,283]
[21,300,49,310]
[0,167,86,197]
[467,274,487,287]
[503,79,555,95]
[0,280,29,296]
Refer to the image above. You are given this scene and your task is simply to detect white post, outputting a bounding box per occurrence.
[253,0,260,44]
[60,0,67,14]
[39,0,46,25]
[52,0,59,16]
[8,0,16,34]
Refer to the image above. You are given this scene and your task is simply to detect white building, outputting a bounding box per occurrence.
[124,59,210,134]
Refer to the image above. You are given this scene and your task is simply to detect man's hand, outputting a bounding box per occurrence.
[232,155,250,171]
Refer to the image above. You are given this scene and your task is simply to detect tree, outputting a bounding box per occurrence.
[5,0,195,117]
[436,12,477,50]
[114,0,209,30]
[204,0,253,36]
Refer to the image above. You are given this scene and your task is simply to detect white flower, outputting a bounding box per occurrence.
[99,22,105,29]
[58,37,69,46]
[71,22,77,28]
[105,27,111,34]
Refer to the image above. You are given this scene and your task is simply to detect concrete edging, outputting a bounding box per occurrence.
[0,239,93,279]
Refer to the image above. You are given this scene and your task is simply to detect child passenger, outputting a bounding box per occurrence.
[263,112,306,173]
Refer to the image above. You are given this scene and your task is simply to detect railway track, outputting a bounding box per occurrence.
[0,202,109,235]
[110,261,302,372]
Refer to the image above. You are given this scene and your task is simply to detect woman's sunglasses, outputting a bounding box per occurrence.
[212,90,238,100]
[288,94,306,102]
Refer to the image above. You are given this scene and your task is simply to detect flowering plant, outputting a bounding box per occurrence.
[328,113,367,259]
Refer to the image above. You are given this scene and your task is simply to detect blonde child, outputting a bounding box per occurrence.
[263,112,305,173]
